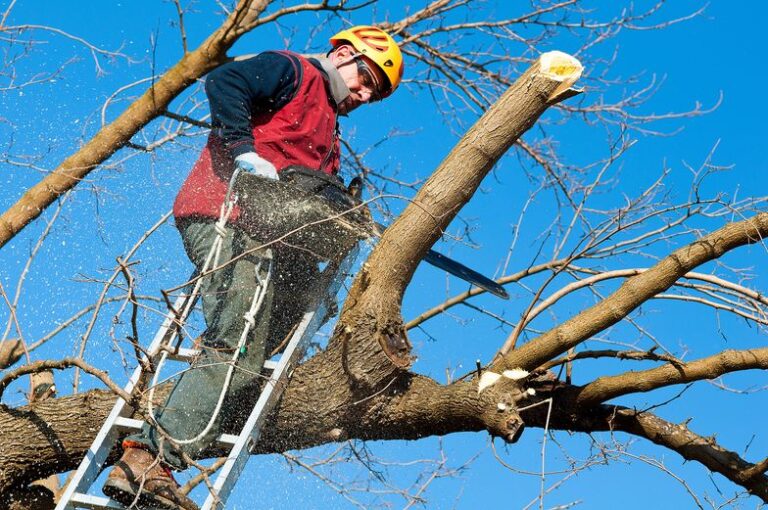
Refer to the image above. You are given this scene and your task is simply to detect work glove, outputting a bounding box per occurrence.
[234,152,279,180]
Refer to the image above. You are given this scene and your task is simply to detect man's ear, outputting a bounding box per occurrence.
[336,44,352,55]
[329,44,353,64]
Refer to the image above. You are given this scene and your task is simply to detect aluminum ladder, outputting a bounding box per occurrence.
[56,246,359,510]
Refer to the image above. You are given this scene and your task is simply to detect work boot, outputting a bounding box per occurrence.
[102,446,199,510]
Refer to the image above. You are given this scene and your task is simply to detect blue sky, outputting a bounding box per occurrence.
[2,1,768,508]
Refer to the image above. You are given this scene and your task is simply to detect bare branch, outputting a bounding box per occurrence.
[538,348,683,372]
[497,212,768,373]
[0,0,272,248]
[587,407,768,501]
[73,211,171,392]
[575,347,768,406]
[0,358,130,402]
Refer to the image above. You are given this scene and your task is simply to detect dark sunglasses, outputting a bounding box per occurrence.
[355,57,383,102]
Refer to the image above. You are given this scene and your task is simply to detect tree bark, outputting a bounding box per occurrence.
[5,375,768,503]
[0,370,529,494]
[0,340,25,370]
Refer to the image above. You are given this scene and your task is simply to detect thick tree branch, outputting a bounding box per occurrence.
[351,52,583,302]
[0,0,271,249]
[0,367,529,494]
[574,347,768,406]
[332,51,583,391]
[0,340,25,370]
[496,212,768,373]
[6,374,768,503]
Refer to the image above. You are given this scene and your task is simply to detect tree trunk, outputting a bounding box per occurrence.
[0,370,529,493]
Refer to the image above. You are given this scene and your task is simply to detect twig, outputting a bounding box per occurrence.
[0,357,130,402]
[73,211,172,392]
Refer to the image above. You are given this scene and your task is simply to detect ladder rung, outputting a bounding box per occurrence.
[114,416,143,432]
[164,348,278,372]
[69,493,124,509]
[166,347,199,362]
[114,416,238,449]
[217,433,239,448]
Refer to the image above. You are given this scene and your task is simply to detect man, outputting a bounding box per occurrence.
[102,26,404,509]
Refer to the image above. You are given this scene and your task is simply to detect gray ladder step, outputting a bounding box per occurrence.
[67,493,124,510]
[114,417,239,448]
[164,347,278,372]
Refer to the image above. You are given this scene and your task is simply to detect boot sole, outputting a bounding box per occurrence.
[103,478,182,510]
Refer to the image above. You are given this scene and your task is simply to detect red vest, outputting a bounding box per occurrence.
[173,53,340,223]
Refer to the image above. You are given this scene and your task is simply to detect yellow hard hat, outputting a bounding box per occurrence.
[330,25,404,98]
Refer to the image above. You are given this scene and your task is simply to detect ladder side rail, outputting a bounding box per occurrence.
[200,306,324,509]
[56,291,194,510]
[55,365,144,510]
[201,247,359,510]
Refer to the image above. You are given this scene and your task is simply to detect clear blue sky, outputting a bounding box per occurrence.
[1,1,767,508]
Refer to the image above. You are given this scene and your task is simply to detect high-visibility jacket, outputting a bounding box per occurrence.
[173,51,340,224]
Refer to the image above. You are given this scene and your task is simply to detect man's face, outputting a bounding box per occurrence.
[331,45,387,115]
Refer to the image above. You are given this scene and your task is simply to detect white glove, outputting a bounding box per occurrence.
[234,152,279,180]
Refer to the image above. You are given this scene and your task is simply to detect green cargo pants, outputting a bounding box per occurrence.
[128,219,277,469]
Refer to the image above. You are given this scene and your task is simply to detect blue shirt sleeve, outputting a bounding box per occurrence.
[205,51,301,158]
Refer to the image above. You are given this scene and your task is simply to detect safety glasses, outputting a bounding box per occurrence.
[355,57,383,103]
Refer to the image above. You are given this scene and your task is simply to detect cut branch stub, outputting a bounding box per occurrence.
[477,378,528,443]
[0,340,25,370]
[539,51,584,102]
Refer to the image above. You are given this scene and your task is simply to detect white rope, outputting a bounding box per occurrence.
[146,169,274,446]
[157,254,272,445]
